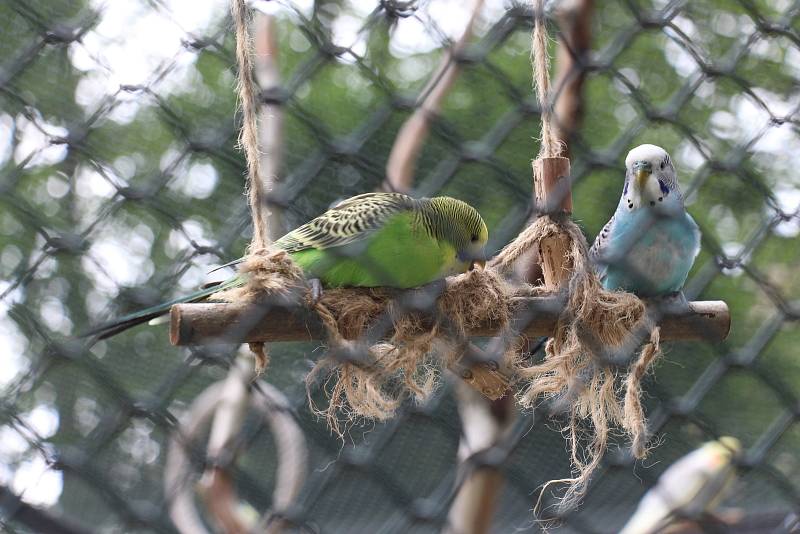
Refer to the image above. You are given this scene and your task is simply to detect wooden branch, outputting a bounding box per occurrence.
[252,383,309,533]
[165,380,309,534]
[446,469,504,534]
[198,357,252,534]
[170,298,730,345]
[198,467,247,534]
[552,0,593,156]
[534,157,572,215]
[254,12,285,241]
[383,0,484,193]
[445,386,515,534]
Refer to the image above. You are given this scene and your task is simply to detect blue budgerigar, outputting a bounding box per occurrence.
[590,144,700,297]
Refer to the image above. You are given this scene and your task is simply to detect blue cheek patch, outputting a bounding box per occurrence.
[658,179,669,195]
[623,180,628,195]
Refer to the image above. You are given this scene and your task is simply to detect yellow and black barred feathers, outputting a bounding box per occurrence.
[426,196,487,249]
[274,192,485,253]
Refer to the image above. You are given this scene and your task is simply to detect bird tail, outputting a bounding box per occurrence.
[207,257,245,275]
[80,276,244,340]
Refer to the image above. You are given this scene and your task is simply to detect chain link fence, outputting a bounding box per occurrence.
[1,0,799,532]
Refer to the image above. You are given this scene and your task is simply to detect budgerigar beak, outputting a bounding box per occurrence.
[633,160,652,188]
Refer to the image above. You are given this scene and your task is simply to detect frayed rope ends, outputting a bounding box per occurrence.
[215,248,307,304]
[306,268,515,439]
[506,217,663,513]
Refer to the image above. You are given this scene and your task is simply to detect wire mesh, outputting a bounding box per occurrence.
[1,0,799,532]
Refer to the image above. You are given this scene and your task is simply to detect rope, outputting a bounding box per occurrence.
[230,1,350,383]
[531,0,561,158]
[232,0,269,250]
[231,0,271,372]
[623,326,660,457]
[489,216,559,271]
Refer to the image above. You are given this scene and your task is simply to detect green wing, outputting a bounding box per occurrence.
[275,193,417,252]
[263,192,463,288]
[209,193,417,275]
[291,211,461,288]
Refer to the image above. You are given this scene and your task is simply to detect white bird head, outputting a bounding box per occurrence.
[622,144,682,211]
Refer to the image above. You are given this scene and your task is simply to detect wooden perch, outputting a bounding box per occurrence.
[171,298,730,345]
[170,296,728,400]
[552,0,593,155]
[523,0,592,283]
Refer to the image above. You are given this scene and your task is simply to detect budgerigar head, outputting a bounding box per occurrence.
[622,144,681,211]
[704,436,742,467]
[429,196,488,269]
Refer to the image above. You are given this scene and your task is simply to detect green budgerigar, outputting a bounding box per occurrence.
[84,193,488,339]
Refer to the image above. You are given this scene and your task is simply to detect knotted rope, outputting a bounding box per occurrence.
[232,0,268,250]
[494,217,661,510]
[304,269,514,438]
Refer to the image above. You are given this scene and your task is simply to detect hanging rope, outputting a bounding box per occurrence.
[231,0,275,374]
[232,0,269,250]
[531,0,561,158]
[230,0,362,381]
[227,0,513,419]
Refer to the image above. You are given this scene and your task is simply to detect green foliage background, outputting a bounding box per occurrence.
[1,0,799,531]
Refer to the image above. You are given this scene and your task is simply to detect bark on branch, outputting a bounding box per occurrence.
[170,298,730,345]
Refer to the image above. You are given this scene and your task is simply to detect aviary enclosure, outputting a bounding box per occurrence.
[1,0,799,533]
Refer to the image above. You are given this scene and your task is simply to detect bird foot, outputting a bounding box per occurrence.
[308,278,324,305]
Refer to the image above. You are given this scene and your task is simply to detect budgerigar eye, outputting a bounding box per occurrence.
[471,234,478,242]
[661,160,666,169]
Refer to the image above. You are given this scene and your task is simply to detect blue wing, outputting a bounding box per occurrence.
[591,207,700,296]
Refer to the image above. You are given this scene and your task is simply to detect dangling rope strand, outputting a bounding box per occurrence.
[531,0,561,158]
[231,0,273,374]
[232,0,269,250]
